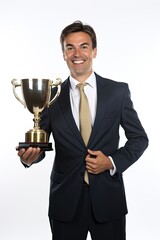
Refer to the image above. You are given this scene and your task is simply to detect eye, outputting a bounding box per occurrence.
[81,45,88,50]
[66,46,75,51]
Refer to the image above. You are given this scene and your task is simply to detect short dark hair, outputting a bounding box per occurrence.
[60,20,97,51]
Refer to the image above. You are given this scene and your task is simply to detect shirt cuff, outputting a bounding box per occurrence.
[108,156,117,176]
[21,160,32,167]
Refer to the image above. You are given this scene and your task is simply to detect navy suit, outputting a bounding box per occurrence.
[40,73,148,224]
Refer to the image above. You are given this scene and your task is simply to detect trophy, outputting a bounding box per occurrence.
[11,78,62,151]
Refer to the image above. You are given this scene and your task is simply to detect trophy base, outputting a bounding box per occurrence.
[16,142,53,151]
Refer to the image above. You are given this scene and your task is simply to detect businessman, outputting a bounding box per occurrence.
[18,20,149,240]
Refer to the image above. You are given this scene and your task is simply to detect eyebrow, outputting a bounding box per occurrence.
[65,43,90,47]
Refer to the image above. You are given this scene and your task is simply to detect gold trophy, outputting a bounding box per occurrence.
[11,78,62,151]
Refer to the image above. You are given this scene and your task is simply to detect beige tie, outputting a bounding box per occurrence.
[77,83,91,184]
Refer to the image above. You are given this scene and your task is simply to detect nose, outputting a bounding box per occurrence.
[74,47,81,56]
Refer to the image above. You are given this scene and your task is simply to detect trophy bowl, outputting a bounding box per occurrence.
[11,78,62,151]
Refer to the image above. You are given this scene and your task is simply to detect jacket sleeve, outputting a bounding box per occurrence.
[111,84,149,173]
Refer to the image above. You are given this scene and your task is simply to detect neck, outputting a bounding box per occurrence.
[70,70,93,83]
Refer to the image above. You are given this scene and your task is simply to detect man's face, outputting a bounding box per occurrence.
[63,32,97,81]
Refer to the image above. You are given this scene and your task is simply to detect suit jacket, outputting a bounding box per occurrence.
[40,73,148,223]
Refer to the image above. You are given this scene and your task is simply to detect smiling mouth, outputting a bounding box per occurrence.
[72,60,85,64]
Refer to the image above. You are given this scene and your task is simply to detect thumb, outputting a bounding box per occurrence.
[87,149,97,158]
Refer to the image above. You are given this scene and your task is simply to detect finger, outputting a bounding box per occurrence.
[86,162,98,172]
[19,147,35,162]
[26,148,38,160]
[20,147,33,159]
[85,157,96,164]
[87,168,98,174]
[26,147,41,160]
[87,149,99,158]
[17,149,26,159]
[21,148,41,164]
[85,154,98,164]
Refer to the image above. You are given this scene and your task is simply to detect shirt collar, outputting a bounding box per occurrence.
[69,72,96,91]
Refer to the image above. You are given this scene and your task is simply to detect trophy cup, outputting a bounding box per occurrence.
[11,78,62,151]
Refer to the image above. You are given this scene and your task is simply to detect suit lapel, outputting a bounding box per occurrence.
[88,74,111,146]
[58,78,85,147]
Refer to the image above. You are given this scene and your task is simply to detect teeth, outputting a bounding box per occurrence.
[73,60,84,64]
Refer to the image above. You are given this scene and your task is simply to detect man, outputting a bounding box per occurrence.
[18,21,148,240]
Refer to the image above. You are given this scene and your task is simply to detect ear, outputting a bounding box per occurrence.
[93,48,97,59]
[63,52,66,61]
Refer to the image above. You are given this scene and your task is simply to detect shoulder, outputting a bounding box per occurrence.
[94,73,129,95]
[95,72,128,87]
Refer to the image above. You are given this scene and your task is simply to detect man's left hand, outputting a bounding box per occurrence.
[85,149,113,174]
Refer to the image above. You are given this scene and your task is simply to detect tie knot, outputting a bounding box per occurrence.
[77,83,87,92]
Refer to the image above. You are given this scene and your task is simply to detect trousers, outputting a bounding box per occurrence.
[50,184,126,240]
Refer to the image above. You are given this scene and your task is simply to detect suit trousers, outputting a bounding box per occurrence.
[50,184,126,240]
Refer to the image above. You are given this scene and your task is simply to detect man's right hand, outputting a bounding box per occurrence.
[17,147,42,165]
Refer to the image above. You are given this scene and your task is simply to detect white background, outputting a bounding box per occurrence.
[0,0,159,239]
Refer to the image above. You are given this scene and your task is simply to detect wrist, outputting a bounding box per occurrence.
[108,156,117,175]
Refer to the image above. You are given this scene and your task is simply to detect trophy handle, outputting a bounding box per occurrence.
[48,78,62,106]
[11,79,26,107]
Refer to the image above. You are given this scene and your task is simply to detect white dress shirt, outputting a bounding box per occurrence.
[69,72,116,175]
[69,72,97,129]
